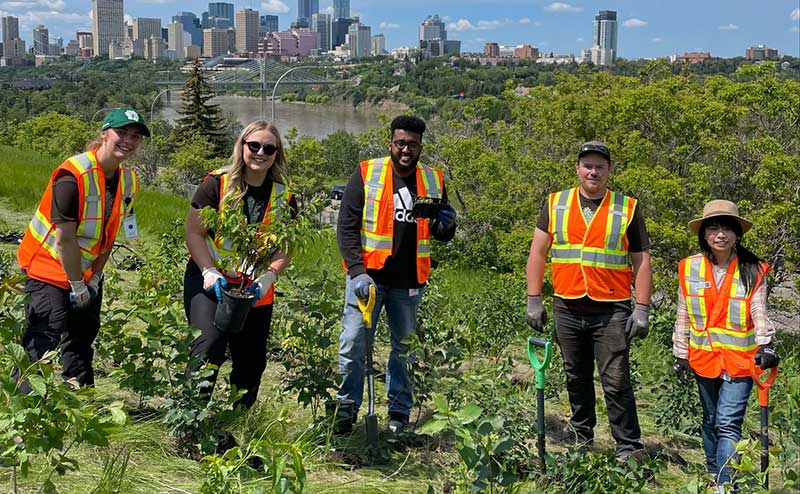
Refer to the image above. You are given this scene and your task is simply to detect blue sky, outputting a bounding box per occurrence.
[2,0,799,58]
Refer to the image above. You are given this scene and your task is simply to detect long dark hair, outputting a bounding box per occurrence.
[698,215,764,295]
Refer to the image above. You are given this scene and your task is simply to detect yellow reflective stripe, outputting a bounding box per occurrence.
[73,153,102,255]
[552,189,571,245]
[361,231,392,251]
[580,247,629,268]
[685,256,708,330]
[418,164,443,198]
[119,168,137,216]
[30,209,59,258]
[362,158,388,233]
[551,244,582,263]
[418,238,430,257]
[605,191,629,252]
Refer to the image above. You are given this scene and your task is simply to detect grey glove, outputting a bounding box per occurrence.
[526,295,547,332]
[673,358,691,385]
[625,303,650,343]
[352,273,375,301]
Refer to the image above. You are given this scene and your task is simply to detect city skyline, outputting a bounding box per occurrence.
[1,0,798,58]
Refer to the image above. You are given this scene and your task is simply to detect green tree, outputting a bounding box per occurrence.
[174,59,227,158]
[13,112,94,159]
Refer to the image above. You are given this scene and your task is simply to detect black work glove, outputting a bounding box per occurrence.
[673,358,691,385]
[625,303,650,343]
[754,345,780,370]
[526,295,547,332]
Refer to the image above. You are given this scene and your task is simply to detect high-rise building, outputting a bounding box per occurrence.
[484,42,499,57]
[167,21,185,59]
[297,0,319,25]
[311,12,331,52]
[347,20,370,58]
[208,2,234,26]
[133,18,162,43]
[260,15,279,35]
[173,12,203,47]
[419,14,446,43]
[745,44,778,61]
[331,17,353,48]
[2,16,25,64]
[514,44,539,60]
[144,35,163,60]
[203,27,229,57]
[333,0,349,20]
[92,0,124,57]
[371,34,385,56]
[77,31,93,56]
[33,25,49,55]
[591,9,617,66]
[235,8,259,53]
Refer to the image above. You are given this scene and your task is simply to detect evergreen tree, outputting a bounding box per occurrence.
[175,59,227,158]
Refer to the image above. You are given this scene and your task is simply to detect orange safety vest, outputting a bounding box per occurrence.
[548,187,637,302]
[18,150,138,290]
[358,157,444,284]
[680,254,767,379]
[201,169,291,306]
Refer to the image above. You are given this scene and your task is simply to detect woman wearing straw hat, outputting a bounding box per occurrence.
[671,199,780,490]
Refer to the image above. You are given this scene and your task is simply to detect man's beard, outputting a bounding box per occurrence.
[390,149,419,174]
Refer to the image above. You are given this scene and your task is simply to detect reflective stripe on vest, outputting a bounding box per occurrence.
[548,187,635,301]
[680,254,763,378]
[359,157,443,283]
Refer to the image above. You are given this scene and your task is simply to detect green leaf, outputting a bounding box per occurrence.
[417,418,447,435]
[455,404,482,424]
[26,375,47,396]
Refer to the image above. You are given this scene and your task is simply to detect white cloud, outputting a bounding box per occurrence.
[0,0,64,10]
[442,15,451,21]
[534,21,542,27]
[623,18,647,28]
[379,22,399,29]
[791,8,799,21]
[576,37,584,42]
[261,0,289,14]
[477,20,502,29]
[652,37,663,43]
[447,18,504,31]
[543,2,582,13]
[519,17,531,24]
[718,23,739,30]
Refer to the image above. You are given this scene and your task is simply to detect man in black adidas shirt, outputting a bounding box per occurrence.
[335,116,456,433]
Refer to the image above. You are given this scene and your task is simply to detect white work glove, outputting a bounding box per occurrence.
[202,267,227,301]
[625,303,651,343]
[247,270,276,302]
[88,272,104,292]
[69,279,95,310]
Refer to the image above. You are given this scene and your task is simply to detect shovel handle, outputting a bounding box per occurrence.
[358,284,376,329]
[528,337,553,390]
[750,362,778,407]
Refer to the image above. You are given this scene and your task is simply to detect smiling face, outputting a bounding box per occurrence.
[242,128,278,182]
[576,152,611,199]
[702,219,739,260]
[102,124,143,161]
[389,129,422,176]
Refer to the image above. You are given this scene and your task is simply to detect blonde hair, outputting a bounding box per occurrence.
[223,120,289,207]
[85,131,104,151]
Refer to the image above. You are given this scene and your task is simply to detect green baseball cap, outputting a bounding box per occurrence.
[101,108,151,137]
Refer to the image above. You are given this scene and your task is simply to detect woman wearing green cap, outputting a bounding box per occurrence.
[672,199,779,491]
[17,108,149,390]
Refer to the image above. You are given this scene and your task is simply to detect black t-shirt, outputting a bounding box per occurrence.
[535,190,650,315]
[51,168,120,245]
[337,161,456,289]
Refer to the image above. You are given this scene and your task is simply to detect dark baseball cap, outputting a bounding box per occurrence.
[578,140,610,160]
[101,108,150,137]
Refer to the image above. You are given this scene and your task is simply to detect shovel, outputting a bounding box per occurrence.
[358,284,379,447]
[750,360,778,488]
[528,336,553,472]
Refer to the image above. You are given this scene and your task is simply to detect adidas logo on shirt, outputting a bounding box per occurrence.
[394,187,416,224]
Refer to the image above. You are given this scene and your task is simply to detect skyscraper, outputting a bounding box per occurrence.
[167,21,185,59]
[311,12,331,52]
[419,14,458,58]
[347,20,370,58]
[297,0,319,25]
[235,8,259,53]
[2,15,25,64]
[260,15,279,35]
[333,0,349,21]
[371,34,385,56]
[419,14,446,43]
[208,2,234,26]
[92,0,124,57]
[591,10,617,66]
[33,25,49,55]
[173,12,202,48]
[133,18,162,42]
[331,17,353,49]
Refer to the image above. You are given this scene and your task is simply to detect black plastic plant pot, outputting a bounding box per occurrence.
[214,286,255,333]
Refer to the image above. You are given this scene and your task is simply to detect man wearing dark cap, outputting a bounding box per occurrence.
[525,141,652,461]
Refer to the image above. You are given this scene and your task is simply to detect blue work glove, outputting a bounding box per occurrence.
[247,270,276,305]
[202,267,227,301]
[437,206,457,229]
[625,303,650,343]
[754,345,780,370]
[352,273,375,301]
[69,279,96,310]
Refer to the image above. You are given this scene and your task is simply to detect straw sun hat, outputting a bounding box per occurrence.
[688,199,753,235]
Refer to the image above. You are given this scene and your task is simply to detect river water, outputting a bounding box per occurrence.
[157,94,377,140]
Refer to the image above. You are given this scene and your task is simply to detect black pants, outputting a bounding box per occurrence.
[21,277,103,388]
[554,307,643,454]
[183,263,272,409]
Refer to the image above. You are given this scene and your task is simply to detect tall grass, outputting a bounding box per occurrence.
[0,144,187,236]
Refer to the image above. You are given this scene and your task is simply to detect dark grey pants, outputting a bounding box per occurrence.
[554,307,643,454]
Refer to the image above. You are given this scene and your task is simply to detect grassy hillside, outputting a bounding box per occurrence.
[0,146,797,494]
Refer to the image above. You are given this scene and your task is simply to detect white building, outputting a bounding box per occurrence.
[167,21,185,60]
[371,34,386,55]
[591,10,617,66]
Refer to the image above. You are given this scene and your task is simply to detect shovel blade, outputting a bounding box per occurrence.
[365,414,379,446]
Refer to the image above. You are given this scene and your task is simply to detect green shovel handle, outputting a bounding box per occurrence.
[528,337,553,390]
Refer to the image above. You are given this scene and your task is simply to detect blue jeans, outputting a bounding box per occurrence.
[696,374,753,485]
[336,276,424,416]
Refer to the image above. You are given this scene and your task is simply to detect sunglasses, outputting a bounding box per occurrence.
[579,143,610,157]
[244,141,278,156]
